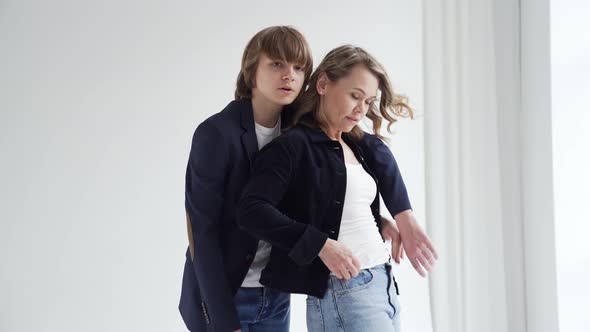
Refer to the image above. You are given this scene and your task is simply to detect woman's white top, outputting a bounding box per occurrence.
[337,162,390,270]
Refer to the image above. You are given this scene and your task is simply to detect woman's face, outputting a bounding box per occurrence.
[318,64,379,134]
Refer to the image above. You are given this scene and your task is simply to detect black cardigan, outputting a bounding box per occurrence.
[237,124,412,297]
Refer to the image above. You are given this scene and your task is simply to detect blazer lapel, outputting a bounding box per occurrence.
[239,99,258,169]
[280,105,295,130]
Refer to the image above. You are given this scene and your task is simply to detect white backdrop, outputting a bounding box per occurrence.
[0,1,431,331]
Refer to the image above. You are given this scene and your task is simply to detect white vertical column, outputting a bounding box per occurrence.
[520,0,560,331]
[493,0,528,331]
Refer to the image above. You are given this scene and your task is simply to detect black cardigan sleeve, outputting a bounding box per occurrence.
[237,134,328,266]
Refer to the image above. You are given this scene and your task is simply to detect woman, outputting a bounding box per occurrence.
[237,45,437,331]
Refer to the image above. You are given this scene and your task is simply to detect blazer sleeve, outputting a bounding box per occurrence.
[185,121,240,331]
[359,133,413,217]
[237,135,328,266]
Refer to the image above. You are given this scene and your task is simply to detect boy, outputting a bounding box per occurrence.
[179,26,313,332]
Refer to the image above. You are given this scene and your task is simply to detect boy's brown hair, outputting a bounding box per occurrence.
[235,26,313,106]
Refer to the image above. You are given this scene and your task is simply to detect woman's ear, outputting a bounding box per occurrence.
[316,72,329,95]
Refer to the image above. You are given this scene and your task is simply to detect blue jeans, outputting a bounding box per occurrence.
[306,263,401,332]
[234,287,290,332]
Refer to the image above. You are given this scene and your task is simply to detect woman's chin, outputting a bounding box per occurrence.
[343,125,356,133]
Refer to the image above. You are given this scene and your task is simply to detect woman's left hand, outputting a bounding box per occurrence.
[380,216,404,264]
[394,210,438,277]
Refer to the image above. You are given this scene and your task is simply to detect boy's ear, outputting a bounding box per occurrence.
[316,72,329,95]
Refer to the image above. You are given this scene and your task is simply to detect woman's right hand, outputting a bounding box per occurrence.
[318,239,361,280]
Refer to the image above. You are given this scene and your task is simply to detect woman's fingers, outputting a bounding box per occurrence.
[415,252,432,273]
[410,255,426,277]
[340,265,352,280]
[348,261,360,278]
[427,241,439,260]
[351,255,361,270]
[421,246,436,266]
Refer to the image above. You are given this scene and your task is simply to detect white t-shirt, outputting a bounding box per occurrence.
[337,162,390,270]
[240,116,281,287]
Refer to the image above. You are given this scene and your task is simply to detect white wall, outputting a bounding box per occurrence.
[0,1,429,331]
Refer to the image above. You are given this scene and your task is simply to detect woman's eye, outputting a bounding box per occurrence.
[351,94,360,100]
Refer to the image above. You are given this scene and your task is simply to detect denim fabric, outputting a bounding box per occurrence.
[234,287,290,332]
[306,264,401,332]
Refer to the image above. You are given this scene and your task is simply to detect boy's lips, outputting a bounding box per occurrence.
[279,86,294,94]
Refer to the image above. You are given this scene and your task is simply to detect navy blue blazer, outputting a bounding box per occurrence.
[236,125,412,297]
[179,99,263,332]
[179,99,411,331]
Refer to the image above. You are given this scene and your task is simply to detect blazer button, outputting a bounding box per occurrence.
[329,230,336,235]
[245,254,254,262]
[334,200,341,205]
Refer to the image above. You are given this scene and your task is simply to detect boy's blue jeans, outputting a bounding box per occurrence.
[234,286,290,332]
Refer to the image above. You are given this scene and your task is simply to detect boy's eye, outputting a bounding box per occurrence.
[294,65,305,71]
[272,62,282,67]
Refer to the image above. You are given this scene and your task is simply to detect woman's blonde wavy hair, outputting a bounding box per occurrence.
[290,45,412,140]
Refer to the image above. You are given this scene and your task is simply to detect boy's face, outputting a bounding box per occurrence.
[252,53,306,107]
